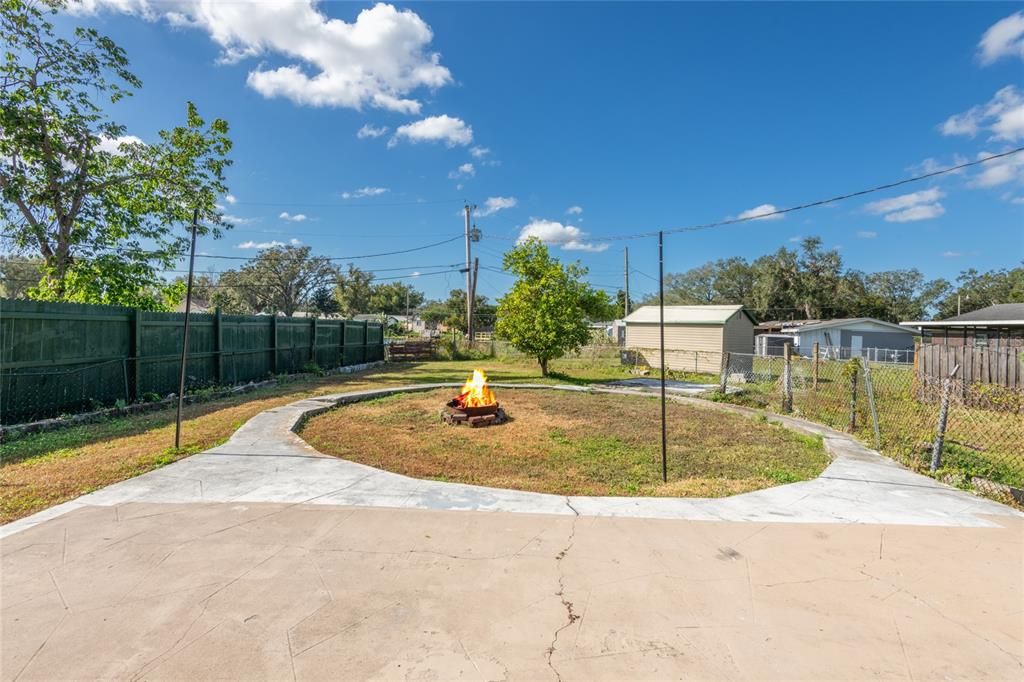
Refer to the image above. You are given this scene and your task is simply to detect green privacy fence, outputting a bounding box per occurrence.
[0,299,385,425]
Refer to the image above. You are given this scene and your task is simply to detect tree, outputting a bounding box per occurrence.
[334,264,374,317]
[0,0,232,310]
[210,246,336,316]
[934,266,1024,319]
[310,286,340,316]
[794,237,842,319]
[422,289,494,333]
[0,255,44,298]
[368,281,424,315]
[496,238,597,376]
[580,289,620,322]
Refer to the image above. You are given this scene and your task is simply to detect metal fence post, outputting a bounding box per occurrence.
[847,361,858,433]
[862,361,881,450]
[812,342,819,390]
[782,343,793,413]
[930,364,961,472]
[719,351,730,394]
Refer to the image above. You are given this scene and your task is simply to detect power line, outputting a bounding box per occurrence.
[601,146,1024,242]
[73,234,464,263]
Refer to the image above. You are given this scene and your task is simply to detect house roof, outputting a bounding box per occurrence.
[901,303,1024,328]
[623,305,756,325]
[794,318,914,334]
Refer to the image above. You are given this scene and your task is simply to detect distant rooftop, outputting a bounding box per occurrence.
[901,303,1024,328]
[623,305,755,325]
[943,303,1024,323]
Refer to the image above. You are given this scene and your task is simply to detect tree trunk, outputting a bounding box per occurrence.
[539,357,548,377]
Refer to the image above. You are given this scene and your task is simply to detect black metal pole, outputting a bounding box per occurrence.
[174,208,199,450]
[659,230,667,483]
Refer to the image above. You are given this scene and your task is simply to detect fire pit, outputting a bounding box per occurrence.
[442,369,508,427]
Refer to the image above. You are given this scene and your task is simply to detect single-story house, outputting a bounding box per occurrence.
[623,304,756,373]
[901,303,1024,349]
[792,318,917,362]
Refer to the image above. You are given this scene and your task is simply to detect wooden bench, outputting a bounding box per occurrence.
[387,339,436,361]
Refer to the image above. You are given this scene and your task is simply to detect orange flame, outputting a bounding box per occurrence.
[456,368,497,407]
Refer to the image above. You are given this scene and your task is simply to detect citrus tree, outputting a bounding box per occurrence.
[496,238,599,376]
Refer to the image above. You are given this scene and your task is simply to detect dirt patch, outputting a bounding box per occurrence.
[300,388,830,497]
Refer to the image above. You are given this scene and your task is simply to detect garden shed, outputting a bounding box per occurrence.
[623,304,756,373]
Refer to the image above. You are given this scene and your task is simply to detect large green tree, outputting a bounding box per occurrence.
[421,289,495,334]
[496,238,598,376]
[934,266,1024,319]
[334,264,374,317]
[0,0,232,309]
[368,281,425,315]
[648,236,951,322]
[210,246,336,316]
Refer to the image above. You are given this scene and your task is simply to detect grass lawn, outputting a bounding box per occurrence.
[300,387,829,497]
[719,356,1024,490]
[0,357,633,523]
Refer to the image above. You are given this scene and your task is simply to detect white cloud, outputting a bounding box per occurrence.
[942,251,963,258]
[865,188,945,214]
[389,115,472,148]
[410,271,421,278]
[341,186,389,199]
[279,212,308,222]
[95,135,143,155]
[969,150,1024,187]
[225,194,237,204]
[787,236,802,243]
[223,214,260,225]
[908,155,968,176]
[737,203,783,221]
[469,146,490,159]
[237,240,284,249]
[478,196,517,217]
[448,163,475,179]
[517,219,608,252]
[979,11,1024,65]
[289,238,302,246]
[565,205,583,215]
[856,230,877,239]
[941,85,1024,142]
[884,204,946,223]
[357,124,389,139]
[74,2,452,114]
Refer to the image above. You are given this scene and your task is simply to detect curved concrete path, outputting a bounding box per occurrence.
[3,383,1018,539]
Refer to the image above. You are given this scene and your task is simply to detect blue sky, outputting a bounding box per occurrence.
[61,1,1024,302]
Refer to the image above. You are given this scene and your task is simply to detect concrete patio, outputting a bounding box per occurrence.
[2,384,1022,680]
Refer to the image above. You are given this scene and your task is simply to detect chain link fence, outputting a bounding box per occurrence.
[720,351,1024,503]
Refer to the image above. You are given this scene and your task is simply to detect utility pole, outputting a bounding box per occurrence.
[175,208,199,450]
[464,203,473,341]
[469,257,479,342]
[623,247,630,318]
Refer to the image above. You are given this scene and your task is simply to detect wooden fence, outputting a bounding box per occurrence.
[0,299,384,425]
[915,343,1023,388]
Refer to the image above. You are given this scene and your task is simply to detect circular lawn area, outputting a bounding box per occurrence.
[299,388,829,497]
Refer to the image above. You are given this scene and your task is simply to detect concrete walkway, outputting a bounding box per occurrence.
[2,384,1022,680]
[2,383,1018,540]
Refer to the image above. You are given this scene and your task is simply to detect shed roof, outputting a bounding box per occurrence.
[794,318,913,334]
[623,305,755,325]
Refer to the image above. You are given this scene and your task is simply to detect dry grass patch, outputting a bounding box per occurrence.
[0,357,636,523]
[300,388,829,497]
